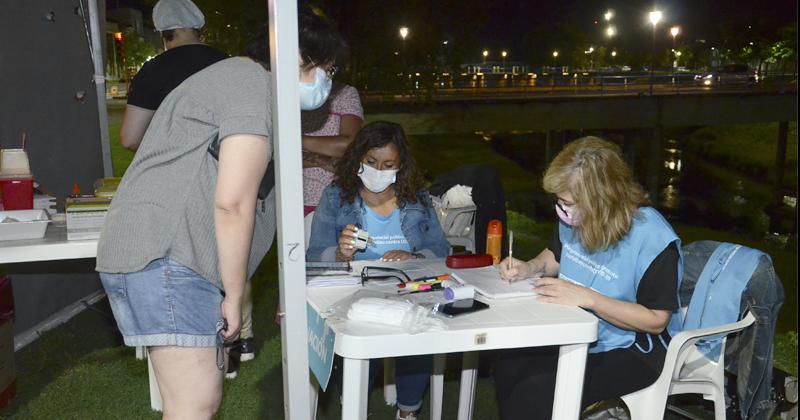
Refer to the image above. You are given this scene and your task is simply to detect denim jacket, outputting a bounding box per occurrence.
[306,185,452,261]
[682,241,785,420]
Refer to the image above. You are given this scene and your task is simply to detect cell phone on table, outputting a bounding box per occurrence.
[438,299,490,318]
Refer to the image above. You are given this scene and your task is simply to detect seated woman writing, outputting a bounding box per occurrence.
[306,120,450,420]
[493,136,682,420]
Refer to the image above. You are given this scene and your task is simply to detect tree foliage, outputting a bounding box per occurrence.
[122,28,158,70]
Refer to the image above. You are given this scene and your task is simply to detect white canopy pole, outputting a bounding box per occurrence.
[268,1,311,419]
[87,0,114,177]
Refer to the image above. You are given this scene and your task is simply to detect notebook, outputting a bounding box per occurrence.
[306,261,360,288]
[449,265,538,299]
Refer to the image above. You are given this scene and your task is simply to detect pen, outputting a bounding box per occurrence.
[508,230,514,284]
[411,274,450,283]
[397,282,444,294]
[509,230,514,268]
[398,278,446,289]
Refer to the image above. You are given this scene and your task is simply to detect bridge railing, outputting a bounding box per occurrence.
[361,70,797,98]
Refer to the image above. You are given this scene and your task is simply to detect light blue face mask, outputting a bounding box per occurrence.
[299,67,333,110]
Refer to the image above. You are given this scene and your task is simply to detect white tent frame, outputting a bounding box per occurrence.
[267,0,313,419]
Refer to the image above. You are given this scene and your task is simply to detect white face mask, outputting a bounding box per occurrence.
[358,163,398,193]
[299,67,332,110]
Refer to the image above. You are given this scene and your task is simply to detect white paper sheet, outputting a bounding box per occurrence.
[449,265,538,299]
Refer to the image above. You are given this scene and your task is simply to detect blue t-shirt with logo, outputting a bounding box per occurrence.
[355,206,411,260]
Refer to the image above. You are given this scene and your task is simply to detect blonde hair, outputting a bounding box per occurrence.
[543,136,649,252]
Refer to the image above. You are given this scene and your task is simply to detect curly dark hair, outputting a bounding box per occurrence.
[333,121,425,207]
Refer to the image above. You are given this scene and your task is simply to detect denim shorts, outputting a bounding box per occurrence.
[99,258,224,348]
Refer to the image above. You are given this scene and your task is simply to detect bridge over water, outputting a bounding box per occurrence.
[361,88,798,230]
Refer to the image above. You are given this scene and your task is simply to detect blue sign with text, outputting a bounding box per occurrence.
[307,303,335,391]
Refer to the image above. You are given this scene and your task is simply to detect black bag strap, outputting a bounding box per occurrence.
[208,135,275,200]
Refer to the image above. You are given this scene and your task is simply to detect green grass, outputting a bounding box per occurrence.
[107,122,134,177]
[683,122,798,190]
[0,122,795,418]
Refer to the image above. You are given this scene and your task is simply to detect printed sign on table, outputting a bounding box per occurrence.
[307,303,335,390]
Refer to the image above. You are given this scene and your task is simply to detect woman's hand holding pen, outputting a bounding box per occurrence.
[498,257,544,282]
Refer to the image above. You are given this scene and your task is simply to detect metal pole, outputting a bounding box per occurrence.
[770,121,789,232]
[647,125,663,201]
[268,0,311,418]
[86,0,114,177]
[650,26,657,95]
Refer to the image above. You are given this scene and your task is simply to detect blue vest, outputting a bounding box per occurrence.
[558,207,683,353]
[683,243,765,361]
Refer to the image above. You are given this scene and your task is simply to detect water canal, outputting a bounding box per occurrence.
[480,126,797,242]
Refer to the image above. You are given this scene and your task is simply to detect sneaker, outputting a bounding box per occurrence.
[395,409,418,420]
[240,337,255,362]
[225,341,241,379]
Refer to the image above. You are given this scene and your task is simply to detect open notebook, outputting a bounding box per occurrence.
[449,265,538,299]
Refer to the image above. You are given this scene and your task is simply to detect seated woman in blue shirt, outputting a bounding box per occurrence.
[494,136,682,420]
[307,120,450,420]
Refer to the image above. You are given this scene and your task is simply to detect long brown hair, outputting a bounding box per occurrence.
[543,136,650,251]
[333,121,424,207]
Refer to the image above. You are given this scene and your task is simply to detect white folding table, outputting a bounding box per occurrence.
[0,223,165,411]
[307,259,598,420]
[0,222,97,264]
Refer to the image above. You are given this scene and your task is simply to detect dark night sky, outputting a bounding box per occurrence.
[472,0,797,51]
[108,0,797,60]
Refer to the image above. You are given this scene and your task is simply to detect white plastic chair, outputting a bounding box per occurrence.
[621,311,756,420]
[436,204,477,253]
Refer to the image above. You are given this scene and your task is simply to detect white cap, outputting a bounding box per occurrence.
[152,0,205,31]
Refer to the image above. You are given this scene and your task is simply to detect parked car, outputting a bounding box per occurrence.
[694,64,758,87]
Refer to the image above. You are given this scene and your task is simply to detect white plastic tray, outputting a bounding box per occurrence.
[0,209,50,241]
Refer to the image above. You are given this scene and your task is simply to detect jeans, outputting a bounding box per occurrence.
[682,241,785,420]
[366,355,432,412]
[99,258,224,348]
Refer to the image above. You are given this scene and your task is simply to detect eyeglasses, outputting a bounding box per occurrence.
[308,60,338,79]
[360,266,413,285]
[324,65,338,79]
[555,198,575,217]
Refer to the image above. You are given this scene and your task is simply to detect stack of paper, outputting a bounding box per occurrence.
[450,265,538,299]
[65,196,111,240]
[306,261,360,288]
[307,271,360,288]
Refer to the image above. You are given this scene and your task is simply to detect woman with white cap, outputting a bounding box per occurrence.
[120,0,227,152]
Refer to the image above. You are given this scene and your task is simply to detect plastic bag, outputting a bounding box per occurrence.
[325,289,446,334]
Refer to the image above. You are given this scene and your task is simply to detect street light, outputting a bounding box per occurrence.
[399,26,409,78]
[648,10,663,95]
[482,49,488,70]
[604,9,614,21]
[501,50,507,73]
[606,25,616,38]
[611,50,617,64]
[670,26,680,40]
[399,26,409,41]
[669,26,680,68]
